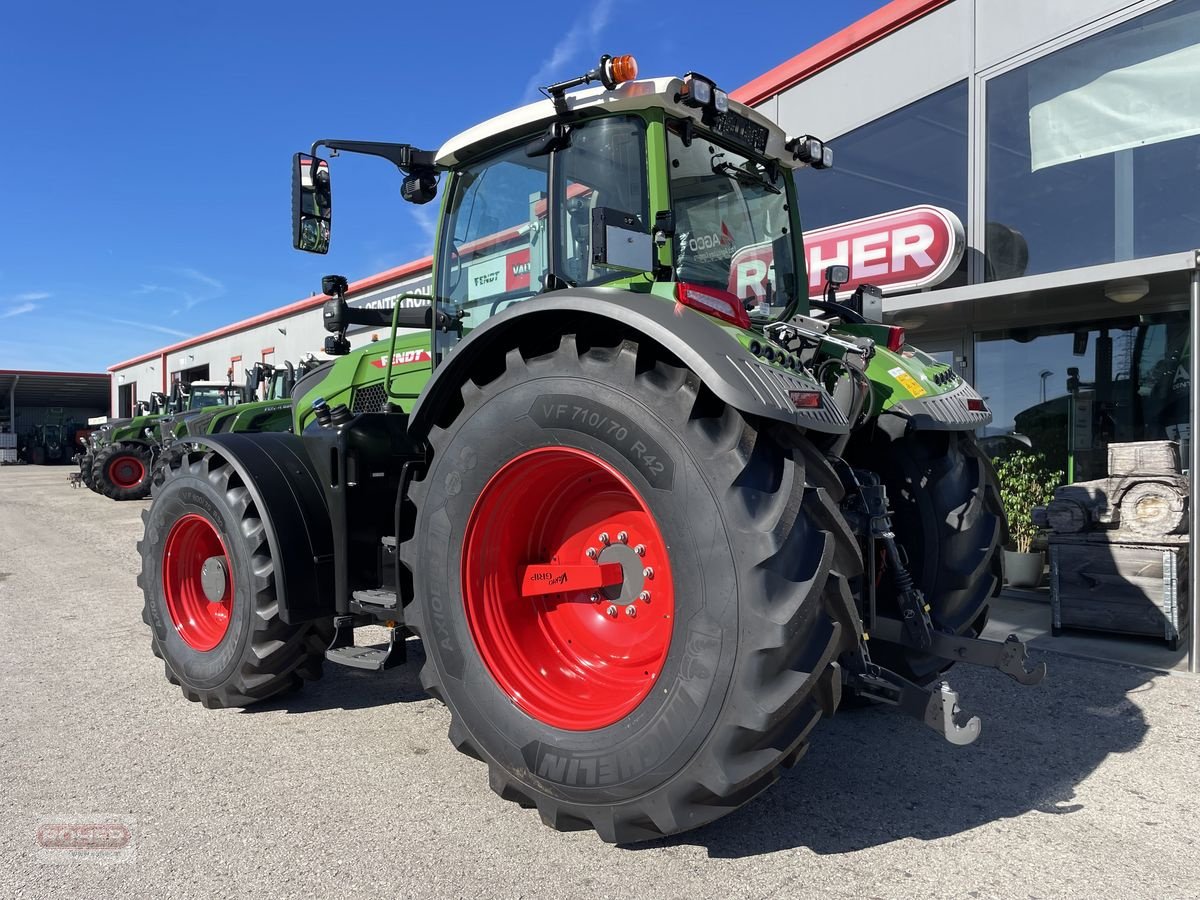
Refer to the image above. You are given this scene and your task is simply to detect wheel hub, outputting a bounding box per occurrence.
[200,556,228,602]
[109,455,145,488]
[462,447,674,731]
[162,514,235,652]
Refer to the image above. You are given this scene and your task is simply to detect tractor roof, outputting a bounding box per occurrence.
[435,77,795,169]
[188,381,240,390]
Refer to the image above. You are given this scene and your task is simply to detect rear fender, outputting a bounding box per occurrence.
[408,288,850,437]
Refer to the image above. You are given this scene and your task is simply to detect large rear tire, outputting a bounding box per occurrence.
[93,442,153,500]
[847,418,1004,683]
[402,336,862,842]
[138,449,329,707]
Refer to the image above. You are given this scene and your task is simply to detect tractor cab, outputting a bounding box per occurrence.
[185,381,246,411]
[292,60,834,364]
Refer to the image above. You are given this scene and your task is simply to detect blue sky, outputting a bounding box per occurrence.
[1,0,886,372]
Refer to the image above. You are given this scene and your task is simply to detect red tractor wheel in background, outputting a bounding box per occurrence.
[403,335,862,843]
[92,443,154,500]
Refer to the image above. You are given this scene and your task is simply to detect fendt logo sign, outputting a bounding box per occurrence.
[730,205,965,302]
[368,349,432,369]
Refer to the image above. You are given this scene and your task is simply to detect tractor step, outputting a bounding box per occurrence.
[324,615,406,672]
[352,588,398,610]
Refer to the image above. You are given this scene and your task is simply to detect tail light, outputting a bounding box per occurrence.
[789,390,822,409]
[885,326,905,353]
[675,282,751,329]
[966,397,987,412]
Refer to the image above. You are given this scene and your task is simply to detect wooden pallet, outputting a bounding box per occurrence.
[1049,534,1190,651]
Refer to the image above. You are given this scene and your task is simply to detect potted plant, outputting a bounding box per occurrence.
[993,450,1062,589]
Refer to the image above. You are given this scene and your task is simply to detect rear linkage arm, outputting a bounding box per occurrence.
[828,458,1045,746]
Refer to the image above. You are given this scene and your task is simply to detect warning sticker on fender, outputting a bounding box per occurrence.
[888,366,927,398]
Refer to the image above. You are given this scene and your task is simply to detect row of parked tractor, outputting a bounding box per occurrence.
[72,357,318,499]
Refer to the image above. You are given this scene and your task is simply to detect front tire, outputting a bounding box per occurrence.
[93,442,153,500]
[847,419,1004,683]
[138,449,329,707]
[402,336,862,842]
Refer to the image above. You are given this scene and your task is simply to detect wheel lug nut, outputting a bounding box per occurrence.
[625,605,637,619]
[606,605,618,618]
[634,544,646,556]
[642,567,654,579]
[598,532,610,545]
[638,590,651,603]
[589,593,600,603]
[617,531,628,543]
[586,547,598,559]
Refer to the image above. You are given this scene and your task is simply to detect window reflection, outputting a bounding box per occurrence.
[798,81,968,288]
[975,312,1190,481]
[985,0,1200,279]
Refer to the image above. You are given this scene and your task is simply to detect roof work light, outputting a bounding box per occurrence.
[787,134,834,170]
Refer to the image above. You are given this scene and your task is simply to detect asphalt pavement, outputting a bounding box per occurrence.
[2,465,1198,899]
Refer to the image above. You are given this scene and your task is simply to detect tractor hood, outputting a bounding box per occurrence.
[293,333,432,430]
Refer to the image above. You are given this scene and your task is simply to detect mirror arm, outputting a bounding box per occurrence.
[311,139,438,174]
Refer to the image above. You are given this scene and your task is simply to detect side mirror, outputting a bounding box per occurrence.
[591,208,653,274]
[292,153,332,254]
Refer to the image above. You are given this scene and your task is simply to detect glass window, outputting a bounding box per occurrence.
[559,116,648,287]
[667,126,798,315]
[437,144,549,332]
[974,311,1190,481]
[985,0,1200,279]
[797,81,968,288]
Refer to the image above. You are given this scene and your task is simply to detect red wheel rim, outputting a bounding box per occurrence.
[162,513,235,652]
[462,447,674,731]
[109,455,146,488]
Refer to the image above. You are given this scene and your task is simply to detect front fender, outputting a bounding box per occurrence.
[172,432,334,624]
[409,288,850,437]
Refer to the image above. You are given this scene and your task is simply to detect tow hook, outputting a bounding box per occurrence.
[851,664,982,746]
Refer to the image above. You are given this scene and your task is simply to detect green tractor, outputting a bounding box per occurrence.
[150,357,326,482]
[88,381,245,500]
[140,57,1043,842]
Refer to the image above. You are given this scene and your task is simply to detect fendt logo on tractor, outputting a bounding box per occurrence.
[142,52,1041,845]
[369,349,432,369]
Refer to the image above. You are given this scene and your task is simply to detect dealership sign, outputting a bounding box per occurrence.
[730,205,965,302]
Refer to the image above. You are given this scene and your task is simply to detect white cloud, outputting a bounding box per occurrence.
[134,267,226,315]
[173,267,226,294]
[522,0,617,102]
[107,317,191,338]
[16,291,51,302]
[410,205,438,242]
[1,302,37,318]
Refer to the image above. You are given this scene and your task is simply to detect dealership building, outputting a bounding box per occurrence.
[110,0,1197,661]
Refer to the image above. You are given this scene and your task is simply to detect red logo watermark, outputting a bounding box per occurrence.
[36,819,135,862]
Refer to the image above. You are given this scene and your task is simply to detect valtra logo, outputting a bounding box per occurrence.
[369,349,432,369]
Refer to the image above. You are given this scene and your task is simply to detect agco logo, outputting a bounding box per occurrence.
[369,349,432,369]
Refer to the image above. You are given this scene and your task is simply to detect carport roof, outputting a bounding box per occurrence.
[0,369,110,409]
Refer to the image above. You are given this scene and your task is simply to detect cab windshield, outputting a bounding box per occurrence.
[667,124,799,319]
[188,387,242,410]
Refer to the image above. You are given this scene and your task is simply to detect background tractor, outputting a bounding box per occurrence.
[87,380,244,500]
[149,356,325,481]
[140,56,1041,843]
